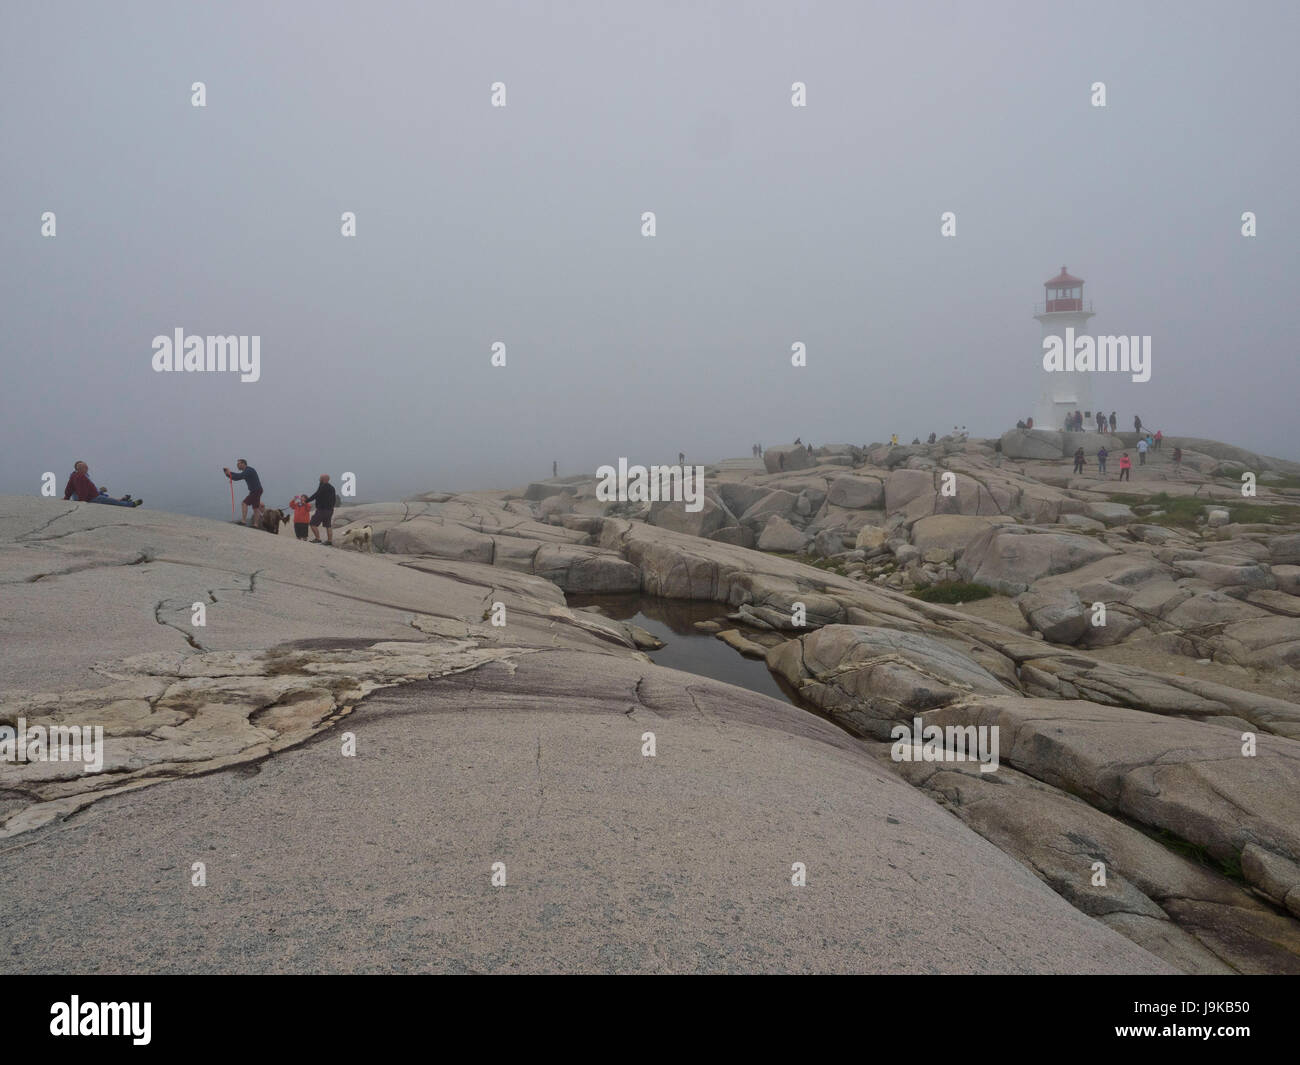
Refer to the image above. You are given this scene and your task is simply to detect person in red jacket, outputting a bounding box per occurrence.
[62,461,142,507]
[288,494,311,540]
[1118,452,1132,482]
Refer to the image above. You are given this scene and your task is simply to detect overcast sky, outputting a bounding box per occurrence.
[2,0,1296,517]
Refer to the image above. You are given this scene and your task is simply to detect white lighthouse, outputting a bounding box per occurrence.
[1033,266,1096,431]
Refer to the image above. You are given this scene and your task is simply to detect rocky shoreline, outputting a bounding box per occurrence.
[3,428,1298,973]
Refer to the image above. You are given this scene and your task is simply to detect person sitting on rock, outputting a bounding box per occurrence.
[62,461,143,507]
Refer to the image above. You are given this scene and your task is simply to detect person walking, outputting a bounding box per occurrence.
[1097,445,1108,475]
[1137,436,1149,465]
[1172,446,1183,475]
[1118,452,1132,481]
[224,459,264,527]
[1072,447,1086,475]
[306,474,337,545]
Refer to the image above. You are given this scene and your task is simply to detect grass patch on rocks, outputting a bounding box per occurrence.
[1227,502,1300,525]
[910,581,995,604]
[1107,493,1204,529]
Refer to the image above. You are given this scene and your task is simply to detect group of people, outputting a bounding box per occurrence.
[1071,439,1183,480]
[62,461,144,507]
[750,443,764,458]
[223,460,339,544]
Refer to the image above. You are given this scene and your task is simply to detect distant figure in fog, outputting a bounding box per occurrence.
[553,460,558,477]
[1073,447,1086,474]
[1109,411,1117,433]
[1097,446,1108,475]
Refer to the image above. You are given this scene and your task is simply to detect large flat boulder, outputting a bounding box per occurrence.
[958,526,1119,595]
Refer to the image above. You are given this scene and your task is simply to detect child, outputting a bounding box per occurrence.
[289,494,311,540]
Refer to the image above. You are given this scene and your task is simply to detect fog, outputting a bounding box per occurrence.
[2,0,1296,519]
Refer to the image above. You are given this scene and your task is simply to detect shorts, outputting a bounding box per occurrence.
[294,522,309,539]
[310,508,333,529]
[244,489,263,507]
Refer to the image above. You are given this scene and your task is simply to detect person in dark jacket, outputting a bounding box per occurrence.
[63,461,142,507]
[1072,447,1086,474]
[224,459,264,526]
[1097,446,1109,475]
[307,474,337,544]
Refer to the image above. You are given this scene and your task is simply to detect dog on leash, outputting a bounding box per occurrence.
[258,508,291,534]
[339,523,374,552]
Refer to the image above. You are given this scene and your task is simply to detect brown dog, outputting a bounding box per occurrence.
[258,508,291,534]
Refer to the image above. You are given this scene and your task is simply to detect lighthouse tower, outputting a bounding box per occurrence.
[1033,266,1096,431]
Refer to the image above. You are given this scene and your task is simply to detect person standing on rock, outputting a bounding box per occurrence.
[1154,429,1163,451]
[1172,446,1183,475]
[1097,445,1108,476]
[1118,452,1132,481]
[553,460,558,478]
[1096,411,1106,433]
[1109,411,1117,433]
[890,433,898,447]
[1072,447,1086,474]
[306,474,337,545]
[1134,414,1143,434]
[224,459,264,527]
[1137,436,1149,466]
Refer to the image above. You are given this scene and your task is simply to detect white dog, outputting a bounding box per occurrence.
[339,523,374,552]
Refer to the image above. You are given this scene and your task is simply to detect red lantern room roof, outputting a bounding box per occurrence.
[1046,266,1084,287]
